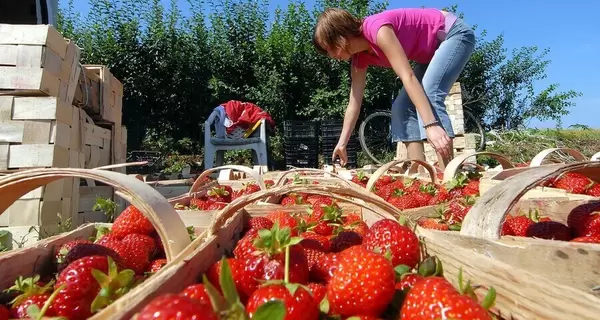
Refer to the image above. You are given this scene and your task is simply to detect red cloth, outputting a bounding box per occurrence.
[222,100,276,133]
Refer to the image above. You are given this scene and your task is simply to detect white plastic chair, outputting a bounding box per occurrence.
[203,110,269,170]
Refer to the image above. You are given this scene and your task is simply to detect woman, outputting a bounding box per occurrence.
[312,7,475,169]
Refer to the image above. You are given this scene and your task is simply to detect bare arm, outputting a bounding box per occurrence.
[338,66,367,147]
[375,25,436,124]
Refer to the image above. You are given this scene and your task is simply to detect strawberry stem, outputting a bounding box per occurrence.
[284,245,290,283]
[37,284,65,320]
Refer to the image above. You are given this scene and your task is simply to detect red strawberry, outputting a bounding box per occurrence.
[525,221,572,241]
[342,220,369,238]
[586,184,600,197]
[148,259,167,273]
[265,211,299,235]
[121,233,157,257]
[264,179,275,187]
[206,258,259,303]
[55,255,110,300]
[396,273,424,291]
[351,171,369,188]
[57,243,121,273]
[111,205,156,238]
[97,235,151,274]
[246,284,319,320]
[412,184,437,206]
[401,276,493,320]
[137,294,217,320]
[189,197,207,209]
[55,240,92,266]
[312,220,336,236]
[427,186,452,205]
[310,203,342,222]
[307,282,326,303]
[552,172,592,194]
[306,195,334,206]
[363,219,420,268]
[418,217,450,231]
[205,201,227,210]
[233,229,259,259]
[310,253,340,282]
[180,284,211,304]
[330,231,363,252]
[327,246,395,317]
[246,216,274,232]
[387,192,421,210]
[10,294,52,319]
[242,183,261,195]
[567,202,600,237]
[207,185,233,202]
[571,235,600,243]
[301,232,331,252]
[404,179,423,194]
[445,196,476,224]
[280,193,305,205]
[0,305,8,320]
[504,214,534,237]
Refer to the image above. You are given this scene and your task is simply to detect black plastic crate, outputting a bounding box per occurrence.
[320,120,344,138]
[284,121,319,139]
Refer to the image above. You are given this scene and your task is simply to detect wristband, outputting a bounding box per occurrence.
[423,120,440,129]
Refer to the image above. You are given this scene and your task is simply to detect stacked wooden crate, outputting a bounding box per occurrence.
[0,24,128,247]
[395,82,477,163]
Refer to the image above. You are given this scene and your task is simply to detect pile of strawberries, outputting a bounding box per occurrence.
[136,200,497,319]
[0,206,172,320]
[175,179,275,211]
[541,171,600,196]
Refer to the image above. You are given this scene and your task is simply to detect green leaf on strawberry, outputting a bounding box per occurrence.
[417,256,444,277]
[90,256,136,312]
[251,300,286,320]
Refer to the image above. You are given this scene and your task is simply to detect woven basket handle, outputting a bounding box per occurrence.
[273,168,357,188]
[0,168,191,260]
[366,159,436,191]
[461,161,600,239]
[207,183,404,237]
[442,151,514,183]
[530,148,587,167]
[190,165,267,193]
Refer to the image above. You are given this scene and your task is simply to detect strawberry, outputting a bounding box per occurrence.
[97,234,152,274]
[342,220,370,238]
[310,203,342,222]
[586,183,600,197]
[233,229,259,259]
[148,259,167,273]
[371,175,395,191]
[351,171,369,188]
[121,233,157,257]
[552,172,592,194]
[310,253,340,282]
[525,221,572,241]
[242,183,261,195]
[301,232,331,252]
[307,282,326,303]
[312,220,336,236]
[306,195,334,206]
[412,184,437,206]
[137,294,217,319]
[189,197,207,209]
[280,194,305,205]
[503,214,534,237]
[10,294,52,318]
[0,305,8,320]
[205,201,227,210]
[445,196,477,224]
[55,239,92,266]
[401,275,493,320]
[571,235,600,243]
[246,216,275,233]
[207,185,233,203]
[180,284,211,305]
[246,284,320,320]
[57,243,121,273]
[111,205,156,238]
[404,178,423,194]
[363,219,420,268]
[446,173,479,198]
[243,224,309,285]
[396,273,424,291]
[206,258,259,303]
[330,231,363,252]
[418,217,450,231]
[265,211,299,235]
[567,202,600,237]
[427,186,452,205]
[264,179,275,187]
[327,246,395,317]
[387,191,421,210]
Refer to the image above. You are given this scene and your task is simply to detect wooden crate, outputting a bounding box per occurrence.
[101,183,600,320]
[0,96,80,239]
[74,65,123,125]
[0,24,81,104]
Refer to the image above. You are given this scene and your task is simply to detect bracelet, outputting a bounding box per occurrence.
[423,120,440,129]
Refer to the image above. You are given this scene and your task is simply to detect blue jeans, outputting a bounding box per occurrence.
[391,18,476,142]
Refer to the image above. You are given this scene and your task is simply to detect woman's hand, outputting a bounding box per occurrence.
[425,125,452,160]
[332,144,348,166]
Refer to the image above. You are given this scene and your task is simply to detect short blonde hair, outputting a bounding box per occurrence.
[313,8,363,55]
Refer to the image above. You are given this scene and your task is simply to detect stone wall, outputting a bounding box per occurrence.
[395,82,477,163]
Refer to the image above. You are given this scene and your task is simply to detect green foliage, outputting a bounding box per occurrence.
[57,0,581,167]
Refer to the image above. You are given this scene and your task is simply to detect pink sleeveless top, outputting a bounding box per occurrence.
[352,8,445,68]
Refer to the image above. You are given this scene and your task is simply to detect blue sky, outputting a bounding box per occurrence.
[66,0,600,129]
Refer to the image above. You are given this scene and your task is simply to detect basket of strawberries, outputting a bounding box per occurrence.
[75,182,598,320]
[0,167,197,319]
